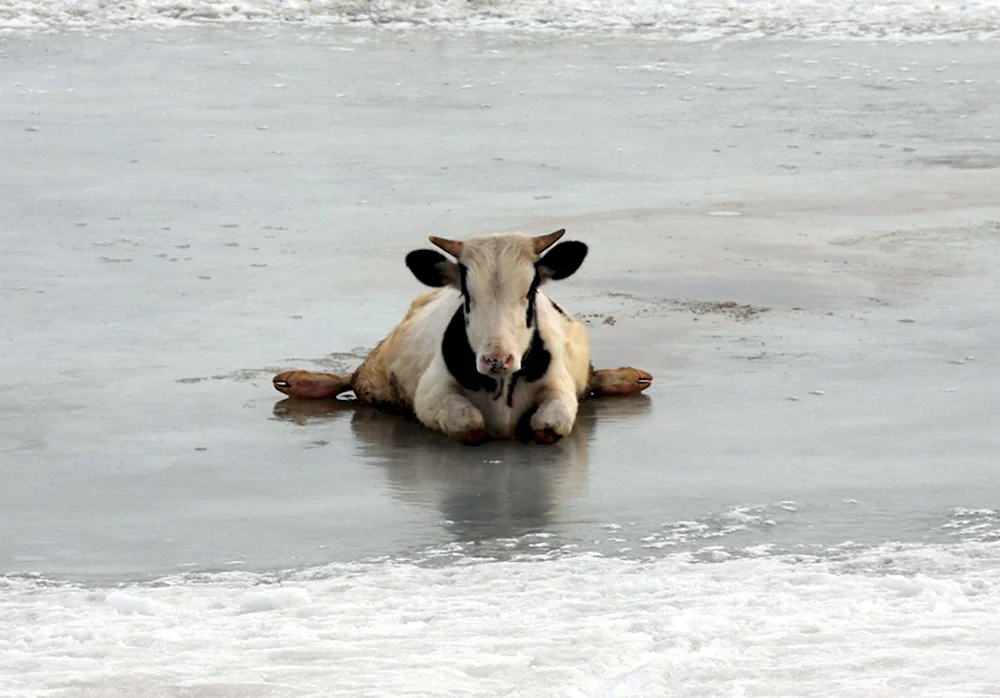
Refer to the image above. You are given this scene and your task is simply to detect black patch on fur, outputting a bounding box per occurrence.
[519,330,551,383]
[506,373,520,407]
[506,330,551,407]
[458,264,471,313]
[525,270,541,327]
[538,241,588,281]
[550,299,568,317]
[442,307,496,393]
[406,250,452,287]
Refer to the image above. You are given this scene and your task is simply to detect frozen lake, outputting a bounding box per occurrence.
[2,23,1000,697]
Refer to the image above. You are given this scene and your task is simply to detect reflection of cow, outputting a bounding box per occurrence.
[274,230,652,445]
[272,396,652,543]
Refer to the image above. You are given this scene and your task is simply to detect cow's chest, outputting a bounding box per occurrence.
[464,375,546,436]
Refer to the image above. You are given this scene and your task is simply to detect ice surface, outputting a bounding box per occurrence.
[3,545,1000,697]
[2,29,1000,581]
[1,0,1000,39]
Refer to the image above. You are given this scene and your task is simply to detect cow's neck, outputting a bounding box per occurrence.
[442,308,552,400]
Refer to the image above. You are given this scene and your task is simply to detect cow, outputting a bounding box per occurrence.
[273,229,652,445]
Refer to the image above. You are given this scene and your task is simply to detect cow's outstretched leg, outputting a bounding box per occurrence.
[588,367,653,398]
[273,370,353,400]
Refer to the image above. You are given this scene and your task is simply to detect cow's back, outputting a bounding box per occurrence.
[352,288,461,414]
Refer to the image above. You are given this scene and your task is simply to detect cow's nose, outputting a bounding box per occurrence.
[481,353,515,375]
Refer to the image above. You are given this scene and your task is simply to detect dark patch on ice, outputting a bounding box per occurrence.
[683,300,770,321]
[581,292,771,324]
[912,155,1000,170]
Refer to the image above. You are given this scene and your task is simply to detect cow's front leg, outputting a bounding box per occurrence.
[414,375,487,446]
[528,386,579,445]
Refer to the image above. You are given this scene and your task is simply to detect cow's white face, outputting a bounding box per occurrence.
[406,230,588,379]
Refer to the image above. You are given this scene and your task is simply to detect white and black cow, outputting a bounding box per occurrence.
[273,229,652,444]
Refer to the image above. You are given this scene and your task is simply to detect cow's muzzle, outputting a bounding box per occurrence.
[479,352,515,376]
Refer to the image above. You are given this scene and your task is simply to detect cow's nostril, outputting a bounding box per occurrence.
[481,353,514,374]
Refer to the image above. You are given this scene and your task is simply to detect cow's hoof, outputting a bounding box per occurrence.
[590,367,653,397]
[532,428,563,445]
[455,428,488,446]
[273,370,352,399]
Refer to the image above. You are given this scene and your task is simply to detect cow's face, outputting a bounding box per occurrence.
[406,230,588,378]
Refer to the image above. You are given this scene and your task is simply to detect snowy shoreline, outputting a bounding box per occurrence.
[3,0,1000,40]
[3,543,1000,698]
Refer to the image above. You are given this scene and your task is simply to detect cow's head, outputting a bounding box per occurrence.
[405,229,587,378]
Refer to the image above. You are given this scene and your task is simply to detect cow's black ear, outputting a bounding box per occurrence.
[406,249,458,287]
[537,241,588,282]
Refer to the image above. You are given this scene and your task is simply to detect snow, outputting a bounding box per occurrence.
[106,591,171,616]
[238,587,311,613]
[3,545,1000,697]
[1,0,1000,39]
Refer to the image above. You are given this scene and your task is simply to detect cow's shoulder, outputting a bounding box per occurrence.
[408,289,442,317]
[535,294,591,396]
